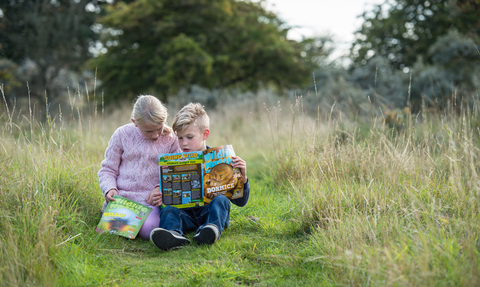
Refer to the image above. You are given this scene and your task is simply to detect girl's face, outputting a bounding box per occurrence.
[132,120,164,141]
[176,125,209,152]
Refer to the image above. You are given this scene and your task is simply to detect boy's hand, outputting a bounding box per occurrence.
[106,189,118,203]
[146,187,162,206]
[232,156,247,182]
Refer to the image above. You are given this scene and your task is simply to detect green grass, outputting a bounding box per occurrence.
[1,91,479,286]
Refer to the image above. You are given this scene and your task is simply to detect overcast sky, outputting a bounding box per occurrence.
[261,0,386,61]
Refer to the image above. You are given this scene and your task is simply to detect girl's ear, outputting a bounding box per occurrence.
[131,119,138,127]
[203,129,210,140]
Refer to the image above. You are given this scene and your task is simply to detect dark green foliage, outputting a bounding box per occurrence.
[0,58,21,95]
[428,30,479,86]
[349,55,407,107]
[351,0,480,70]
[410,61,456,107]
[409,30,479,108]
[89,0,328,103]
[299,57,407,115]
[306,65,368,114]
[349,0,480,111]
[0,0,99,101]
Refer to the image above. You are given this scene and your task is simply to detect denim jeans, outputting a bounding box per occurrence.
[159,195,231,237]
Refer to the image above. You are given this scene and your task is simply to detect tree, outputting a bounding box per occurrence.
[409,30,479,108]
[350,0,480,70]
[349,55,407,107]
[0,0,100,101]
[89,0,328,103]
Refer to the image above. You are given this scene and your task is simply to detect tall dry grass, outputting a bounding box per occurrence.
[2,83,479,285]
[0,86,113,285]
[0,85,269,285]
[266,95,480,285]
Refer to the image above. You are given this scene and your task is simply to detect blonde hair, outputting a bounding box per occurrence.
[131,95,173,135]
[172,103,210,133]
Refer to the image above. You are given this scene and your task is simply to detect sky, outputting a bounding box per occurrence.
[261,0,386,62]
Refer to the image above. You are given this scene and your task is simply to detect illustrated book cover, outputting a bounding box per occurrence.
[158,145,244,208]
[96,195,152,239]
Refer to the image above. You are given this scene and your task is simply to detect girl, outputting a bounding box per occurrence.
[98,95,181,239]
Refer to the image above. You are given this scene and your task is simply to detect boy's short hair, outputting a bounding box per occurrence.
[172,103,210,133]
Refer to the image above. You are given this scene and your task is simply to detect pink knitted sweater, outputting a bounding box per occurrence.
[98,123,181,210]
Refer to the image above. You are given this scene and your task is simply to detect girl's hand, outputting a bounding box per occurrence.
[146,187,162,207]
[232,156,247,182]
[106,189,118,203]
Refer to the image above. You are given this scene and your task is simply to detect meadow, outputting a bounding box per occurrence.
[1,87,479,286]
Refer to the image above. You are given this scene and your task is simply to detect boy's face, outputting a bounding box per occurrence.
[132,119,164,141]
[176,125,209,152]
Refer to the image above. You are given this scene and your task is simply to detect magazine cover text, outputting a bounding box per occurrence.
[159,151,204,208]
[96,195,152,239]
[203,145,244,204]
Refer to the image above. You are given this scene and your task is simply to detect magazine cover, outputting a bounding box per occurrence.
[159,151,204,209]
[203,145,244,204]
[158,146,244,207]
[96,195,152,239]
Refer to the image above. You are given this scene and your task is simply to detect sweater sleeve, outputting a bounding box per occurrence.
[98,128,124,196]
[231,179,250,207]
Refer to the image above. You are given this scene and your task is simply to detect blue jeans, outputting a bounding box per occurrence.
[159,195,231,237]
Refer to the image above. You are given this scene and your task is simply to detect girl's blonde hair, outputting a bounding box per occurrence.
[131,95,173,135]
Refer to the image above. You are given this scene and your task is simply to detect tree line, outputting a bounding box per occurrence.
[350,0,479,110]
[0,0,479,111]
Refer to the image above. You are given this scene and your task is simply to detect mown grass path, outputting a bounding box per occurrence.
[81,159,325,287]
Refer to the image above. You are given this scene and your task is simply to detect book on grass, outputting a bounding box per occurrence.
[96,195,152,239]
[158,145,244,209]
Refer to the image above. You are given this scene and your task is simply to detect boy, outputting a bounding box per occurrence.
[148,103,250,251]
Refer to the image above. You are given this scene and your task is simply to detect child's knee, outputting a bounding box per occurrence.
[211,195,230,207]
[160,206,180,217]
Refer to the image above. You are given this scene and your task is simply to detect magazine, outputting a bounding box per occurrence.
[158,145,244,208]
[158,151,204,209]
[96,195,152,239]
[203,145,244,204]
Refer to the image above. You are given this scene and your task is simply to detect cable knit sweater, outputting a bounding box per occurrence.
[98,123,181,210]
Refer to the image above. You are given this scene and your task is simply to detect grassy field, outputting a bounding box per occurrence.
[1,90,479,286]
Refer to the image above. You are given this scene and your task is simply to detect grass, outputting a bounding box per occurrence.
[266,99,480,285]
[1,87,479,286]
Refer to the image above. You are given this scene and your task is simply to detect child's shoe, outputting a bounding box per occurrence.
[150,228,190,251]
[193,224,220,245]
